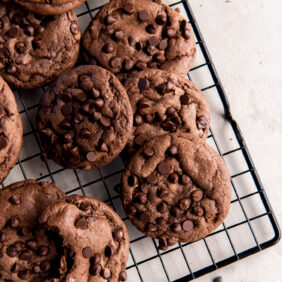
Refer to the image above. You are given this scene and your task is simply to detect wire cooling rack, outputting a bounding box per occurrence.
[2,0,280,281]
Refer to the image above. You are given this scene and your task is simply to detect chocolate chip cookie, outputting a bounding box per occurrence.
[124,69,210,153]
[36,65,133,170]
[0,179,65,281]
[82,0,196,79]
[0,2,81,90]
[12,0,87,16]
[39,194,130,282]
[121,133,232,249]
[0,76,22,184]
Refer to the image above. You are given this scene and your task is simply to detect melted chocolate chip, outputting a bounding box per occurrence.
[119,271,127,281]
[19,226,32,236]
[90,263,101,276]
[158,162,171,175]
[113,228,124,241]
[137,194,147,204]
[102,43,114,54]
[143,147,155,158]
[101,268,111,279]
[6,245,17,257]
[8,217,20,228]
[158,188,169,199]
[128,175,138,186]
[171,223,182,233]
[75,217,88,229]
[168,173,178,184]
[19,249,32,260]
[182,220,193,231]
[40,260,51,271]
[86,152,96,162]
[138,78,150,90]
[147,174,158,184]
[26,239,37,251]
[167,145,178,156]
[138,10,149,21]
[181,175,191,185]
[157,202,168,213]
[8,26,19,38]
[156,14,167,25]
[148,36,160,46]
[146,24,156,34]
[83,247,94,258]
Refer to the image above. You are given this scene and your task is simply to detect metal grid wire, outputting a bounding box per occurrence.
[2,0,280,281]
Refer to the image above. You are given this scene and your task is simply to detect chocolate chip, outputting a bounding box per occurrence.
[166,107,176,117]
[193,206,204,216]
[181,175,191,185]
[14,241,25,252]
[137,194,147,204]
[61,121,72,130]
[80,128,91,139]
[139,99,150,109]
[102,43,114,54]
[146,45,156,55]
[91,253,101,265]
[92,88,100,98]
[110,57,122,68]
[0,48,9,58]
[7,245,17,257]
[171,207,182,217]
[61,104,72,116]
[40,260,51,271]
[105,245,115,257]
[158,162,171,175]
[123,4,134,14]
[168,173,178,184]
[134,135,146,146]
[146,24,156,34]
[180,94,192,105]
[143,147,155,158]
[0,136,8,150]
[167,145,178,156]
[125,58,134,70]
[99,142,108,152]
[119,271,127,281]
[11,263,20,273]
[147,174,158,184]
[191,190,203,202]
[114,29,124,41]
[7,64,17,74]
[138,10,149,21]
[157,202,168,213]
[179,199,191,210]
[113,228,124,241]
[24,26,34,36]
[182,220,193,231]
[35,25,45,34]
[38,246,50,256]
[83,247,93,258]
[75,217,88,229]
[145,114,154,122]
[138,78,150,90]
[166,28,176,38]
[86,152,96,162]
[140,211,151,223]
[59,93,72,103]
[156,83,167,95]
[100,116,111,127]
[171,223,182,233]
[18,269,31,280]
[128,175,138,186]
[8,26,19,38]
[158,188,169,199]
[90,263,101,276]
[70,23,79,34]
[159,39,168,50]
[80,201,91,211]
[19,226,31,236]
[106,15,116,25]
[155,53,166,63]
[26,239,37,251]
[183,29,191,39]
[134,114,143,125]
[82,103,91,113]
[93,112,102,121]
[8,217,20,228]
[156,217,166,226]
[32,40,42,49]
[148,36,160,46]
[19,249,32,260]
[162,120,177,131]
[15,42,26,54]
[156,112,167,122]
[156,14,167,25]
[135,41,143,50]
[146,223,157,232]
[197,116,209,130]
[128,36,136,46]
[63,132,73,143]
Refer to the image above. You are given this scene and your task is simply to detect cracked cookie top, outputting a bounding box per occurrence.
[0,76,22,183]
[0,2,81,90]
[12,0,87,16]
[36,65,133,170]
[121,133,231,249]
[0,179,65,281]
[82,0,196,80]
[39,194,130,282]
[123,69,210,154]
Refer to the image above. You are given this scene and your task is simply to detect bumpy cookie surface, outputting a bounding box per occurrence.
[124,69,210,153]
[0,179,65,281]
[82,0,196,79]
[121,133,232,249]
[36,65,133,170]
[39,195,130,282]
[12,0,87,16]
[0,76,22,183]
[0,2,81,90]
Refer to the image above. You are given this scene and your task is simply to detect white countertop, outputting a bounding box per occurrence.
[188,0,282,281]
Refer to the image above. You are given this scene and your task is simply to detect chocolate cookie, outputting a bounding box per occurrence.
[0,179,65,281]
[121,133,232,249]
[124,69,210,153]
[82,0,196,79]
[0,76,22,183]
[39,194,130,282]
[12,0,87,16]
[0,2,81,90]
[36,65,133,170]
